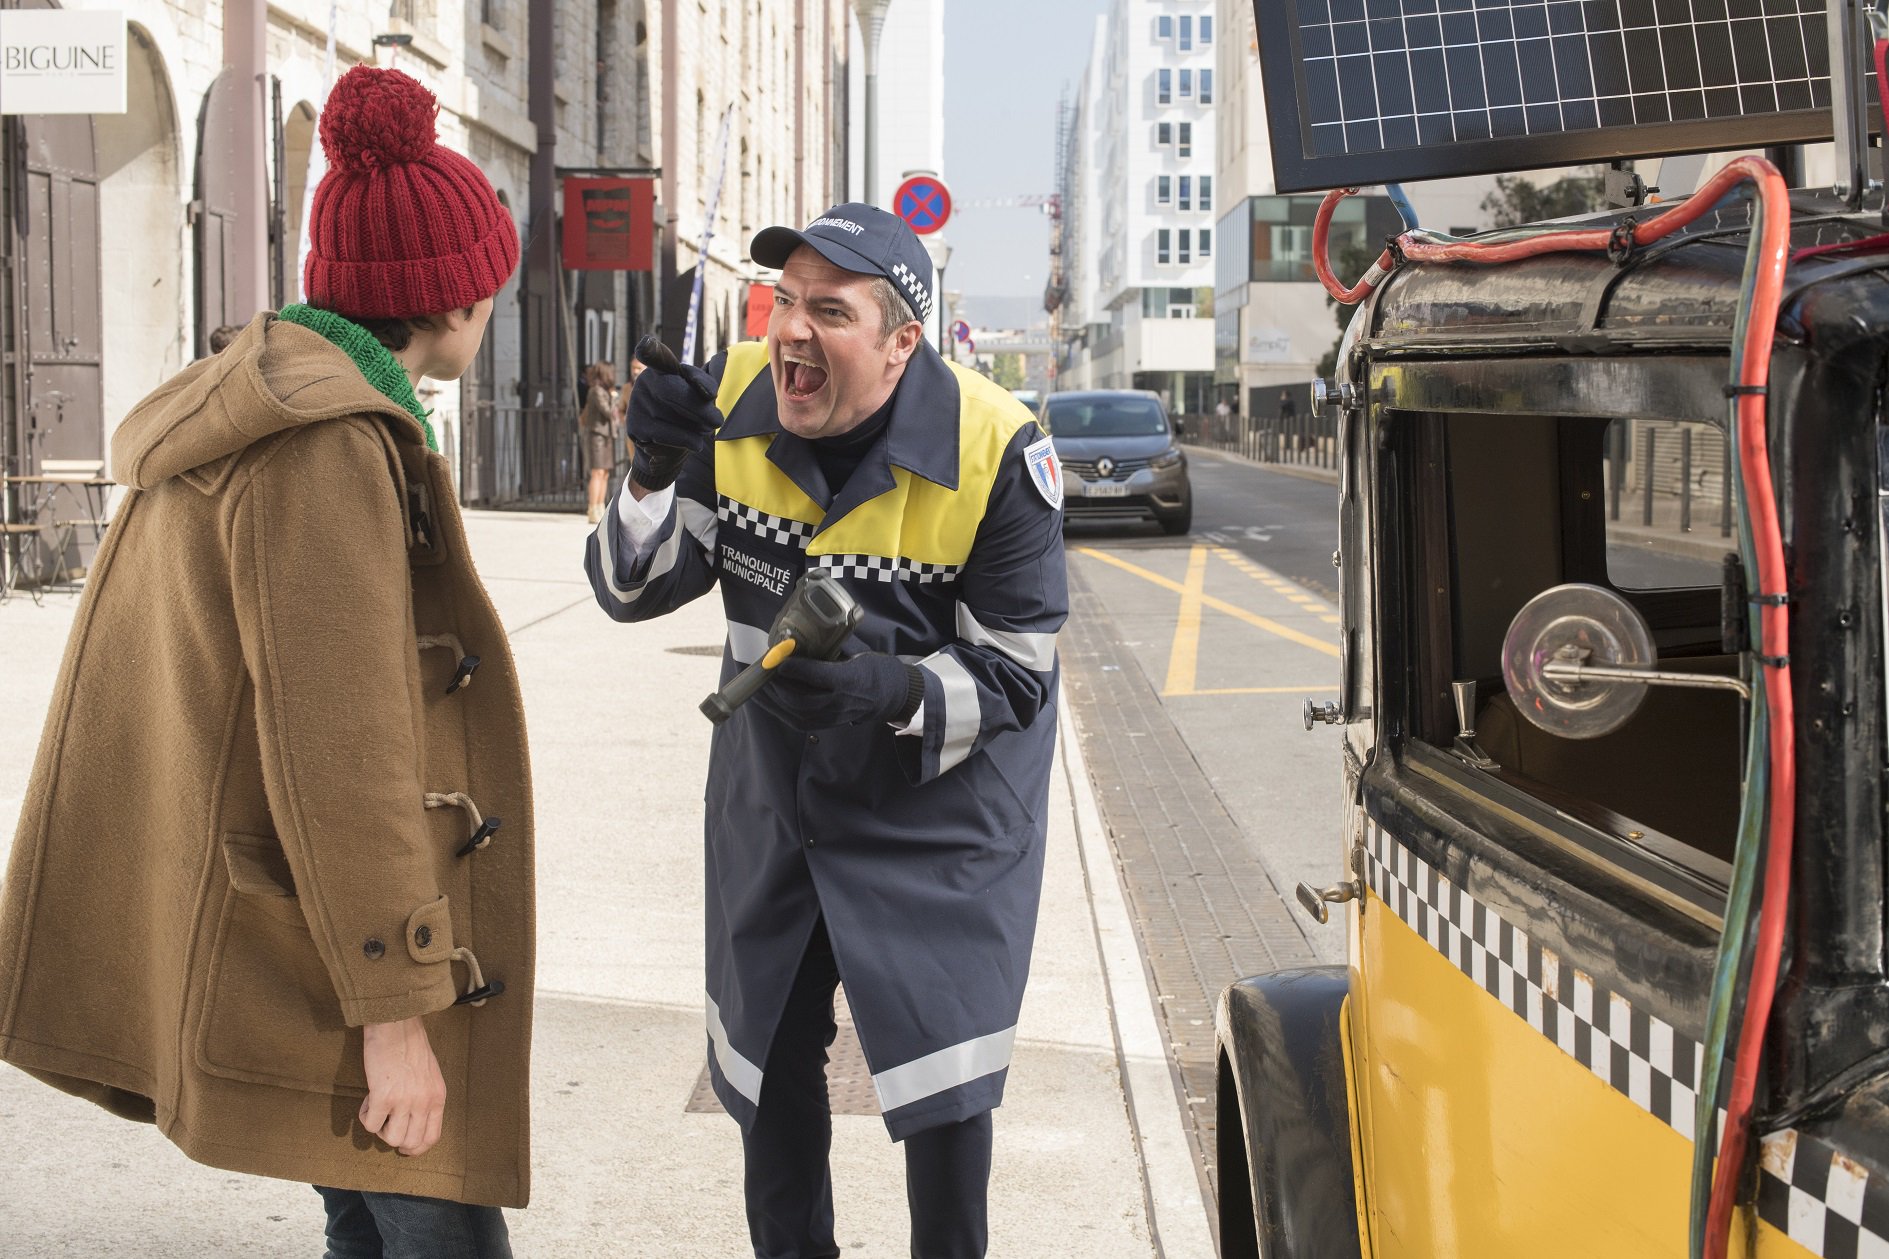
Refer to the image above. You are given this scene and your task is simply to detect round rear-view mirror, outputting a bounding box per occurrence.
[1501,583,1657,740]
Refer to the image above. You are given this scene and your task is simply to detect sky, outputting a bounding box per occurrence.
[941,0,1111,325]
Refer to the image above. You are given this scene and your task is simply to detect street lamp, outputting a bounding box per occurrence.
[852,0,892,205]
[922,234,953,355]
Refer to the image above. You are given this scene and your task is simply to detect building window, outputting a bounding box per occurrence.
[1179,68,1192,98]
[1158,229,1171,265]
[1201,13,1213,44]
[1178,229,1192,265]
[1179,15,1192,51]
[1249,194,1400,282]
[1158,68,1171,105]
[1200,175,1213,212]
[1200,228,1212,258]
[1157,121,1172,148]
[1157,13,1172,41]
[481,0,501,25]
[1200,68,1213,104]
[1178,175,1192,210]
[1178,121,1192,158]
[1157,175,1172,205]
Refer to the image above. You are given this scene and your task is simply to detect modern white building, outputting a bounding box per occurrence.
[1059,0,1221,417]
[847,0,945,207]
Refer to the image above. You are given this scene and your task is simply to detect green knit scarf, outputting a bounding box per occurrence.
[277,304,438,452]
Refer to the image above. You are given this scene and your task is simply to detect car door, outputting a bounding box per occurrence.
[1342,371,1735,1256]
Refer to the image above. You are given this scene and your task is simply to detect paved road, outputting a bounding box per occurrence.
[1057,450,1351,1237]
[1063,451,1350,969]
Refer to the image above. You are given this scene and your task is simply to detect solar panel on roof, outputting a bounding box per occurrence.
[1256,0,1856,192]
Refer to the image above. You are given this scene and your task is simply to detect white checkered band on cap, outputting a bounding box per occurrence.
[888,261,935,322]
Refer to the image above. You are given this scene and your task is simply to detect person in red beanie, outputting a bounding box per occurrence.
[0,65,531,1258]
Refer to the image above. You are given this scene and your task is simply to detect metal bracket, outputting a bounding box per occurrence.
[1303,698,1342,730]
[1296,878,1361,925]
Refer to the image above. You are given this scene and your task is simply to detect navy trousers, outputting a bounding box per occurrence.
[314,1186,511,1259]
[742,917,995,1259]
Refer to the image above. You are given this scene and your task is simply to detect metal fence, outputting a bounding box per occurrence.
[1177,410,1339,471]
[459,403,620,511]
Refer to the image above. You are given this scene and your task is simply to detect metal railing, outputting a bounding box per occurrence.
[459,403,614,511]
[1177,411,1339,471]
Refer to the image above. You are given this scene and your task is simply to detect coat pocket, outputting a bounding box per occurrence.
[195,833,368,1096]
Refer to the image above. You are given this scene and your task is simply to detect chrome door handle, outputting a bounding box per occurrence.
[1295,879,1360,925]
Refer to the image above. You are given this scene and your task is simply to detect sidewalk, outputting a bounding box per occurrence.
[0,511,1183,1256]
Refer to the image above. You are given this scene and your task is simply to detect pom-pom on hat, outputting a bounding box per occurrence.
[303,66,518,319]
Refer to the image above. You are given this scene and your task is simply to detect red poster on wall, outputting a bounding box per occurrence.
[745,283,774,340]
[561,177,655,271]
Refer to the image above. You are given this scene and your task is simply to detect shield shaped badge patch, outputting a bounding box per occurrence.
[1024,436,1062,510]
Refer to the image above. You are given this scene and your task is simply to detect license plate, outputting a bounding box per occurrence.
[1082,480,1129,498]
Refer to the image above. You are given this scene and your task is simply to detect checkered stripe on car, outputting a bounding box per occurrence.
[811,553,960,584]
[1365,821,1709,1132]
[1756,1129,1889,1259]
[1366,821,1889,1256]
[718,498,814,548]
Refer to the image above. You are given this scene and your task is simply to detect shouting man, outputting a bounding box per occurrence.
[585,203,1066,1259]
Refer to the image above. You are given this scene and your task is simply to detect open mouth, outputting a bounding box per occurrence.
[783,355,829,402]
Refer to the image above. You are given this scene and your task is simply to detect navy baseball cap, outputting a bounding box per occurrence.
[751,202,936,324]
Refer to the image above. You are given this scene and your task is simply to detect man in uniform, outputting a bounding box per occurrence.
[584,204,1066,1258]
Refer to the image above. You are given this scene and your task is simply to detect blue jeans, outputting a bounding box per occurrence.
[314,1186,512,1259]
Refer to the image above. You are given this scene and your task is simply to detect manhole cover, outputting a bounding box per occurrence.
[666,645,724,657]
[686,985,879,1116]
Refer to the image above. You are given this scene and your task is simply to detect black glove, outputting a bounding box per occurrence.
[755,652,927,731]
[626,349,721,492]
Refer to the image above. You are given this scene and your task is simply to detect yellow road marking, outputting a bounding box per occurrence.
[1185,686,1332,696]
[1077,547,1341,659]
[1162,545,1208,696]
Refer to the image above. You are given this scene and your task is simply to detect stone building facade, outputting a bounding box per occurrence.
[1,0,850,518]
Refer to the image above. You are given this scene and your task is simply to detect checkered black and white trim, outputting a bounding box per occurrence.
[1365,822,1889,1257]
[888,260,935,321]
[718,498,814,549]
[812,552,960,585]
[1758,1129,1889,1259]
[1365,822,1705,1138]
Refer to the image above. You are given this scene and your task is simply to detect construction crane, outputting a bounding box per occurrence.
[956,195,1062,212]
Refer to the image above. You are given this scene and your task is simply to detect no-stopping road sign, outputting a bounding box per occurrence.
[893,175,951,236]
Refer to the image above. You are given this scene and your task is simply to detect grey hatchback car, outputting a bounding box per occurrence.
[1043,389,1191,534]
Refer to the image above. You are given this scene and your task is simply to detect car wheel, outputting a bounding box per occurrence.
[1217,1055,1263,1257]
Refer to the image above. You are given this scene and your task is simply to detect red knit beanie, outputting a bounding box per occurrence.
[303,66,518,319]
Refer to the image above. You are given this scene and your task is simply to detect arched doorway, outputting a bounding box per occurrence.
[281,99,317,302]
[95,22,184,449]
[1,19,102,468]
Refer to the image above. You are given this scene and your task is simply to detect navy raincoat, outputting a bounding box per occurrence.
[585,341,1067,1138]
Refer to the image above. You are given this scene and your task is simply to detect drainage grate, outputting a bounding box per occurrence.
[685,985,881,1116]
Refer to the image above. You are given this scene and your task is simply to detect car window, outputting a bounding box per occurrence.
[1045,397,1169,438]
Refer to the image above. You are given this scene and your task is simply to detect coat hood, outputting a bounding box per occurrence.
[112,312,427,490]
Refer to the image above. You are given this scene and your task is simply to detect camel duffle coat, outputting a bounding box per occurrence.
[0,313,535,1206]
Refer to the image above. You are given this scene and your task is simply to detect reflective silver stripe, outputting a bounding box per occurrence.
[872,1024,1017,1113]
[954,603,1057,672]
[678,497,719,549]
[727,621,770,665]
[921,652,982,772]
[705,995,763,1105]
[596,498,683,606]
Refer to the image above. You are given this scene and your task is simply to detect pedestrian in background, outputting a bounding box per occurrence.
[0,65,533,1258]
[581,360,620,524]
[207,324,244,355]
[587,203,1067,1259]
